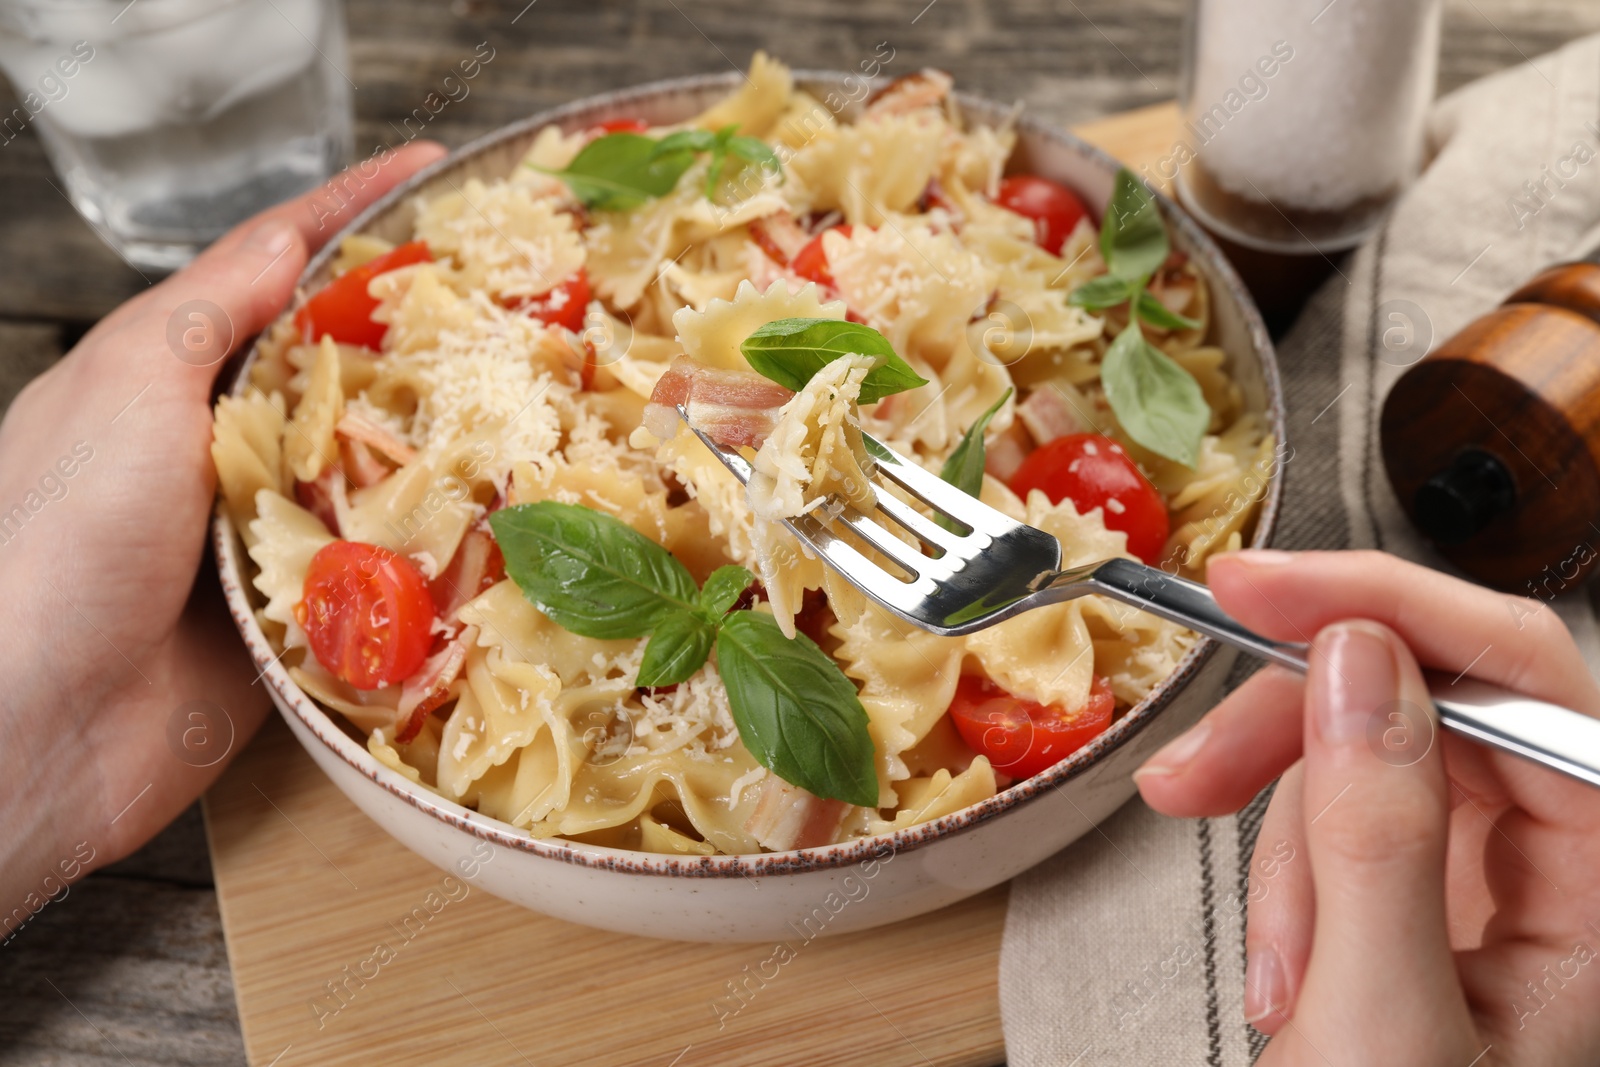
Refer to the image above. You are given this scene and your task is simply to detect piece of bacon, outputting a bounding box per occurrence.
[747,214,811,266]
[1147,250,1197,324]
[340,437,390,488]
[917,176,962,229]
[336,412,418,467]
[642,356,795,448]
[294,466,342,535]
[865,68,954,117]
[743,776,853,851]
[1016,386,1084,447]
[985,421,1032,483]
[430,526,506,620]
[395,627,474,743]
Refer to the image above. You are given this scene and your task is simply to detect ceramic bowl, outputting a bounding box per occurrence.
[213,70,1285,942]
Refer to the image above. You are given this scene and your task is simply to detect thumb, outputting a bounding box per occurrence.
[1276,620,1476,1059]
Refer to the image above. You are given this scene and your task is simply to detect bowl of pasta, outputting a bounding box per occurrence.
[210,53,1284,942]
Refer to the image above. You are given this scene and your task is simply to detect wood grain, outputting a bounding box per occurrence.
[0,4,1595,1065]
[208,719,1007,1067]
[1381,277,1600,590]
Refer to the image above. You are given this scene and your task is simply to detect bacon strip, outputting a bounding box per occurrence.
[747,214,811,265]
[430,527,506,621]
[1016,386,1084,447]
[294,466,342,535]
[341,437,390,488]
[336,412,418,467]
[744,776,852,851]
[865,69,954,117]
[395,626,475,743]
[643,356,795,448]
[985,421,1031,483]
[1148,251,1197,323]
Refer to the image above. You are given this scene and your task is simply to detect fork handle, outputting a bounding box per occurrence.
[1083,558,1600,789]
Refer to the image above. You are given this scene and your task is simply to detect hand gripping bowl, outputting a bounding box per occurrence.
[213,71,1285,943]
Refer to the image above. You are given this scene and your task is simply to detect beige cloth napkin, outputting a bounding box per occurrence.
[1000,32,1600,1066]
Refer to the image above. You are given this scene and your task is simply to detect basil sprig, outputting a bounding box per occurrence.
[541,125,781,211]
[654,124,782,199]
[1100,321,1210,468]
[490,503,878,804]
[490,502,699,639]
[717,612,878,808]
[935,388,1012,532]
[740,318,928,405]
[1065,168,1209,467]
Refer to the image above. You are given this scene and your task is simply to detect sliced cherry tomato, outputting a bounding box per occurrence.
[294,240,433,350]
[947,675,1114,780]
[506,268,590,334]
[790,224,854,287]
[993,175,1089,256]
[594,117,650,134]
[1008,433,1170,565]
[296,541,437,690]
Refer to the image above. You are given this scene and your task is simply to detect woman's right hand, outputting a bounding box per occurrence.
[1135,550,1600,1065]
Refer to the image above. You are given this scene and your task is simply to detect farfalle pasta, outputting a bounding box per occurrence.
[211,54,1269,856]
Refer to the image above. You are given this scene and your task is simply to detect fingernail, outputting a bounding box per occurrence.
[1134,720,1212,779]
[1313,621,1398,746]
[1243,946,1285,1026]
[243,218,298,257]
[1234,549,1294,565]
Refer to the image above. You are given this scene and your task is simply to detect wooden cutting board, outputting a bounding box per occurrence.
[203,102,1181,1067]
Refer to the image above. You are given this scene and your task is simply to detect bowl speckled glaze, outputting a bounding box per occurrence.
[213,71,1285,942]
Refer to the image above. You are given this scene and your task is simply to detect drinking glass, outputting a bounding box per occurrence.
[0,0,354,271]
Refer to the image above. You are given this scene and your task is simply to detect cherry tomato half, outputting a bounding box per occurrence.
[790,224,853,287]
[993,175,1089,256]
[296,540,437,690]
[1008,433,1170,565]
[294,240,433,350]
[505,268,590,333]
[594,117,650,134]
[947,675,1114,780]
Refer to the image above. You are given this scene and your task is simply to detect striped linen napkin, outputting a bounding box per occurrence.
[999,32,1600,1067]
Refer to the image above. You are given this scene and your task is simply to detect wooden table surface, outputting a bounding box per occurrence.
[1,1,1596,1063]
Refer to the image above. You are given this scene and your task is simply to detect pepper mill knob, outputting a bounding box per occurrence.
[1412,449,1517,545]
[1380,261,1600,593]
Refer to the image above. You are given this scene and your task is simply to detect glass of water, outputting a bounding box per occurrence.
[0,0,354,272]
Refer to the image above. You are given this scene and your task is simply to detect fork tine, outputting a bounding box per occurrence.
[789,511,924,611]
[831,504,929,573]
[869,486,965,550]
[863,432,1013,534]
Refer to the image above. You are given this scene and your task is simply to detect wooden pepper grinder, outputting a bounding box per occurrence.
[1381,258,1600,594]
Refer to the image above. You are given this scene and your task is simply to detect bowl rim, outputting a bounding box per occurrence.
[213,68,1286,878]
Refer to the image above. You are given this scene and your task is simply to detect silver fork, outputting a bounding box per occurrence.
[683,413,1600,789]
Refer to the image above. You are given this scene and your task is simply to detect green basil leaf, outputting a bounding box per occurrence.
[938,387,1012,513]
[1099,168,1168,282]
[716,612,879,807]
[637,611,715,687]
[489,502,698,639]
[699,565,756,618]
[1100,321,1210,468]
[1134,289,1202,332]
[544,132,696,211]
[1067,273,1137,311]
[653,128,718,156]
[726,135,782,170]
[740,318,928,405]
